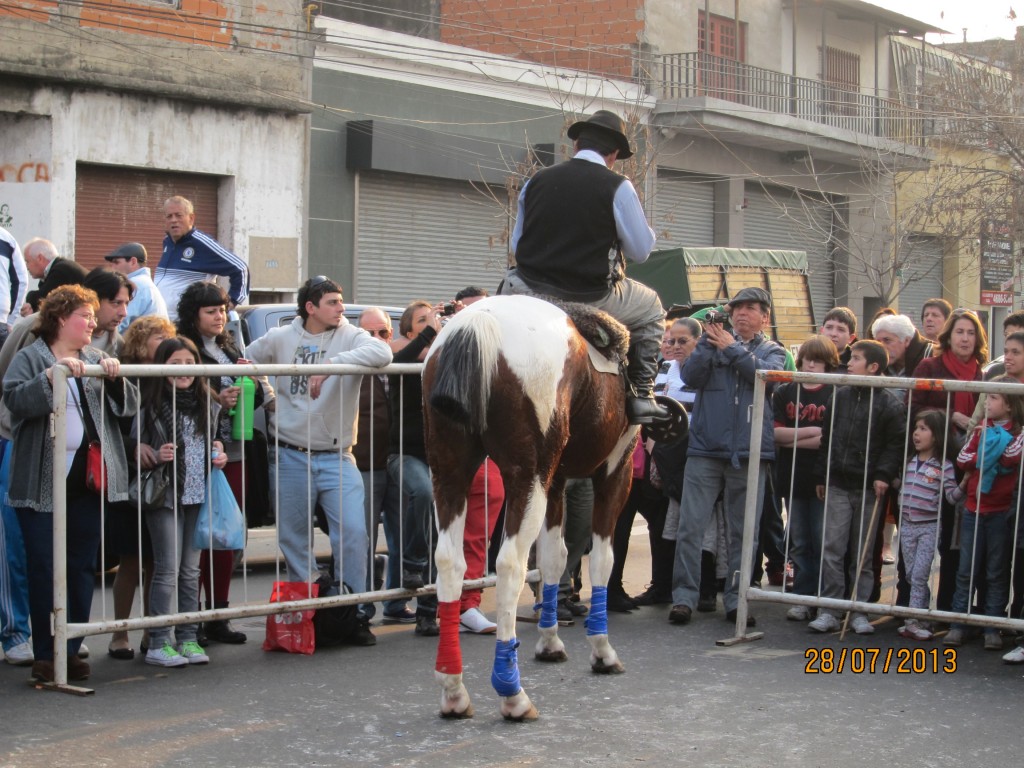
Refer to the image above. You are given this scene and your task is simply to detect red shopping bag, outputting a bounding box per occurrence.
[262,581,319,655]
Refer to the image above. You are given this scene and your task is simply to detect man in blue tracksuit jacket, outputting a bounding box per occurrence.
[155,195,249,321]
[667,287,787,626]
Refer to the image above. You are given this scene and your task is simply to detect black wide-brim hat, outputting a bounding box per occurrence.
[567,110,634,159]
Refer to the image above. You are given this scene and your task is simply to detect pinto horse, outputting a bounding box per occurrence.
[423,295,641,721]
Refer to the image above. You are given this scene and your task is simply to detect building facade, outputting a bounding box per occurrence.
[0,0,313,300]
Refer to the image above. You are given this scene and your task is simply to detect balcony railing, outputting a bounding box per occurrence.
[656,52,926,146]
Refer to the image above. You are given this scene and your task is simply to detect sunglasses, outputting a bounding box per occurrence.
[663,337,693,346]
[366,328,391,338]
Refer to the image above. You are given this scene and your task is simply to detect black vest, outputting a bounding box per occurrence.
[514,158,626,301]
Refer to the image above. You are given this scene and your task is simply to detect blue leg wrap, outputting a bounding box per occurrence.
[533,583,559,629]
[585,586,608,636]
[491,638,522,697]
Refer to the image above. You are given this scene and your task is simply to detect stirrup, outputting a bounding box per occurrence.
[640,397,688,442]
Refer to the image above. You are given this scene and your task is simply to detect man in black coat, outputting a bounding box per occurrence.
[21,238,88,315]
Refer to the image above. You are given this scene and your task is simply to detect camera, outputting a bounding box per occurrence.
[442,302,457,316]
[704,309,727,325]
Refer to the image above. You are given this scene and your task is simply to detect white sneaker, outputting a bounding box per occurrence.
[1003,645,1024,664]
[78,642,90,659]
[145,643,188,668]
[3,641,34,666]
[898,622,933,641]
[459,607,497,634]
[850,613,875,635]
[786,606,810,621]
[808,613,841,633]
[179,641,210,665]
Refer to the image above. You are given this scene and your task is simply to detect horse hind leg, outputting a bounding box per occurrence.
[434,503,474,718]
[491,476,548,721]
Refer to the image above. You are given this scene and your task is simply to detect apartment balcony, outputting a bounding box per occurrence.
[653,52,931,166]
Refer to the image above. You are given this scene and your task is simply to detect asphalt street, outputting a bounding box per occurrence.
[1,521,1021,768]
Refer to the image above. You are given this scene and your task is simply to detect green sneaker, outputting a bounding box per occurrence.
[145,642,188,668]
[178,641,210,665]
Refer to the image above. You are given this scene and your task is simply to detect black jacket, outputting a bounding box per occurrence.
[812,384,906,491]
[26,258,89,312]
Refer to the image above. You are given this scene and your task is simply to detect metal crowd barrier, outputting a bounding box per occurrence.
[727,370,1024,645]
[40,361,512,693]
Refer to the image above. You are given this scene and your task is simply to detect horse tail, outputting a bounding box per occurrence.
[429,311,501,432]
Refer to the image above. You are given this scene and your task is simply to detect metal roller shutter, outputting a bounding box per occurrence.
[651,170,715,249]
[897,235,945,326]
[75,165,220,271]
[355,171,508,305]
[743,183,835,324]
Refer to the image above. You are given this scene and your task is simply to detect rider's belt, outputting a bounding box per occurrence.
[276,441,336,455]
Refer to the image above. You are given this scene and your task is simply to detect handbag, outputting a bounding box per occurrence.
[70,380,106,494]
[85,441,106,494]
[130,415,171,511]
[193,467,245,550]
[262,581,318,655]
[129,464,171,512]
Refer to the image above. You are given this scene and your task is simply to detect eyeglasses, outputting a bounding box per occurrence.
[663,337,694,346]
[71,312,97,323]
[366,328,391,338]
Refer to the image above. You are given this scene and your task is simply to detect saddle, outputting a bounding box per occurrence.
[553,300,629,368]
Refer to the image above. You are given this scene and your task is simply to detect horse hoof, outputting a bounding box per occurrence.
[535,648,568,663]
[502,703,539,722]
[439,703,474,719]
[591,658,625,674]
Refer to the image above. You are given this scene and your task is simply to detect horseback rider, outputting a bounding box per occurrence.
[499,110,671,425]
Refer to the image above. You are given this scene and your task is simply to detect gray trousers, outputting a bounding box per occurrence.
[499,269,665,386]
[819,486,880,618]
[671,456,766,613]
[559,478,594,597]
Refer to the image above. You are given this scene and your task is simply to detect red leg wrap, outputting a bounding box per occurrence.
[435,600,463,675]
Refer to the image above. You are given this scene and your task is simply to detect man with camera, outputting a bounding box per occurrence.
[498,110,668,425]
[667,287,787,627]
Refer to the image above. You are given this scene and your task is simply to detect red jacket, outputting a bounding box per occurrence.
[957,421,1024,514]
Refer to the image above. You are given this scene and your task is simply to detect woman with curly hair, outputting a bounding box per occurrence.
[176,282,273,645]
[4,285,138,682]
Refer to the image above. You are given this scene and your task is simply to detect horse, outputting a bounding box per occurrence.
[422,294,678,721]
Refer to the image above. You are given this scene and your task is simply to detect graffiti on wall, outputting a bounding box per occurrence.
[0,163,50,183]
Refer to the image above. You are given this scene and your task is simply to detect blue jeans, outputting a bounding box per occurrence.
[16,497,101,662]
[272,447,368,595]
[951,509,1013,634]
[386,454,434,574]
[145,503,201,646]
[788,495,824,596]
[361,467,402,616]
[0,440,31,650]
[672,456,766,613]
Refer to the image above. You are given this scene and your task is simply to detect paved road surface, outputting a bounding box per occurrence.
[1,523,1020,767]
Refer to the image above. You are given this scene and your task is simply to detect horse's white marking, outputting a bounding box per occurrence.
[434,505,468,603]
[493,476,549,641]
[604,425,640,478]
[442,296,571,435]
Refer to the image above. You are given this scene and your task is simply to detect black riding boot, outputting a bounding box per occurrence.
[625,340,671,424]
[203,601,248,644]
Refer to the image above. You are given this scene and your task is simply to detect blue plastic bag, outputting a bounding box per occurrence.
[193,468,245,551]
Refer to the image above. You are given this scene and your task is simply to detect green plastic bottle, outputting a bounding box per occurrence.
[230,375,256,441]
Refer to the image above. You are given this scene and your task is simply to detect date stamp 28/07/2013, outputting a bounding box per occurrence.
[804,647,957,674]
